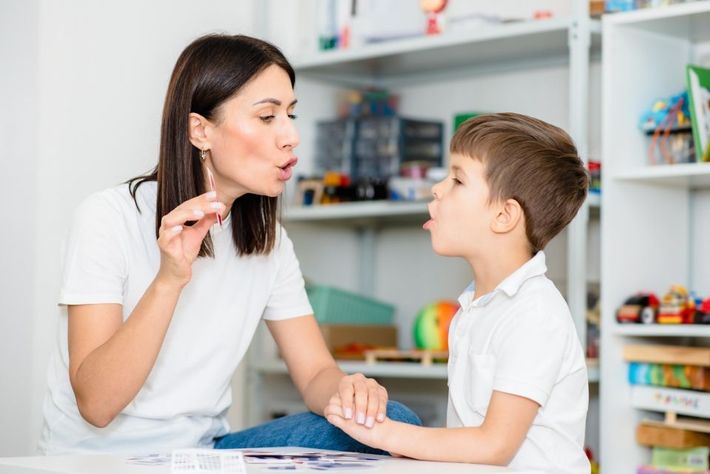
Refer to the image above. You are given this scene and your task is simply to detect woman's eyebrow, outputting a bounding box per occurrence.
[252,98,298,107]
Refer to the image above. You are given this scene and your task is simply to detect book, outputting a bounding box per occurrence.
[624,345,710,367]
[629,362,710,391]
[652,447,709,471]
[686,64,710,162]
[630,386,710,419]
[638,466,710,474]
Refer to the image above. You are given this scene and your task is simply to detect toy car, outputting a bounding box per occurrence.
[657,285,695,324]
[616,293,659,324]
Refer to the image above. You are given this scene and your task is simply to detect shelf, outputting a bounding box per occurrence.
[253,359,447,379]
[292,18,601,85]
[612,324,710,337]
[284,194,601,225]
[252,358,601,383]
[615,163,710,188]
[603,1,710,43]
[283,201,428,226]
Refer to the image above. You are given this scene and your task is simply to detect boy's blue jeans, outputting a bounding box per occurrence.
[213,400,421,455]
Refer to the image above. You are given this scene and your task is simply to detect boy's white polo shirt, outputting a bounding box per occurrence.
[447,251,590,474]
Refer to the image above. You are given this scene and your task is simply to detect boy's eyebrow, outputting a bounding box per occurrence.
[252,98,298,107]
[451,165,465,175]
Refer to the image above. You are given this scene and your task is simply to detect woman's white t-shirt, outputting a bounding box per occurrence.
[38,181,313,455]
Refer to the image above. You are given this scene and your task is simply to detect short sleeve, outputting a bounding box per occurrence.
[491,308,568,407]
[58,192,127,305]
[261,226,313,321]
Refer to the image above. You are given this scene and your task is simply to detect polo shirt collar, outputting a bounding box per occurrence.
[457,251,547,310]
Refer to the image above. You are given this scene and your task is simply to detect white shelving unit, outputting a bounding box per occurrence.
[600,2,710,471]
[246,0,602,445]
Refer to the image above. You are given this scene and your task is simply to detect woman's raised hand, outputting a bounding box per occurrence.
[156,191,225,287]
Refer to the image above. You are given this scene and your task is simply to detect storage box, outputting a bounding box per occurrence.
[319,324,398,360]
[307,285,395,325]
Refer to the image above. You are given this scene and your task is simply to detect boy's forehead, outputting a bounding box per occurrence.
[450,153,484,173]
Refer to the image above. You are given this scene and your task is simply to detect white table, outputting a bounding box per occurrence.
[0,448,543,474]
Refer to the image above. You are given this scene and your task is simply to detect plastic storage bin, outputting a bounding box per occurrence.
[306,285,395,325]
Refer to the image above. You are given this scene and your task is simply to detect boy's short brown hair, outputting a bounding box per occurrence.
[451,112,588,252]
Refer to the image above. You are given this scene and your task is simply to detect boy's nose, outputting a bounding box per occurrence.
[431,181,443,199]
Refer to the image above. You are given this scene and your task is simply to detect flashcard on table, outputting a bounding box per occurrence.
[171,449,247,474]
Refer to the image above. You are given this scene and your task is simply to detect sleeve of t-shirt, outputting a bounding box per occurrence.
[262,226,313,321]
[491,307,568,407]
[58,191,127,305]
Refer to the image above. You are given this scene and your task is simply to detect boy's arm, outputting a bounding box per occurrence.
[325,390,539,465]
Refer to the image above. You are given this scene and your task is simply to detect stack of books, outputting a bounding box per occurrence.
[625,345,710,474]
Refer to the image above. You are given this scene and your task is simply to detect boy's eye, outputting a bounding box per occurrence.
[451,177,462,185]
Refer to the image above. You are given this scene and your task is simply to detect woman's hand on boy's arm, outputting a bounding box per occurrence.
[326,390,539,465]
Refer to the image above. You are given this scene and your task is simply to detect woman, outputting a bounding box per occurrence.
[38,34,419,455]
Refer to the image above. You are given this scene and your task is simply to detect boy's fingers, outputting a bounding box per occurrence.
[364,386,380,428]
[377,387,388,422]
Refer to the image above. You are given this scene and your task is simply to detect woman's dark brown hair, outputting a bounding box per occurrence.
[128,34,296,257]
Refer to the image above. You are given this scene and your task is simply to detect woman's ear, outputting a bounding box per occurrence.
[188,112,212,150]
[491,198,524,234]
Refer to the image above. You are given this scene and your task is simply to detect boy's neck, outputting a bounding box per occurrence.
[468,246,535,300]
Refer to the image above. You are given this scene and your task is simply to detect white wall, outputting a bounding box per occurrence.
[1,0,258,455]
[1,0,40,458]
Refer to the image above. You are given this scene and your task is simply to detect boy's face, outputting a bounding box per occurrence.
[424,153,496,258]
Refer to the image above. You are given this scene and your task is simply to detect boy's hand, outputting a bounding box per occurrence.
[335,373,388,428]
[324,394,391,450]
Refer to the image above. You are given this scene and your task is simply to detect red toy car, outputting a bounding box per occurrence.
[616,293,660,324]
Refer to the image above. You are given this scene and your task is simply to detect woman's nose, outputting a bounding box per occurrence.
[278,117,300,150]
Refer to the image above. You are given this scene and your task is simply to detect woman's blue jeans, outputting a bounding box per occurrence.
[214,400,421,455]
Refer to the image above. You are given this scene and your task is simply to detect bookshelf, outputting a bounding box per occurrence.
[600,2,710,470]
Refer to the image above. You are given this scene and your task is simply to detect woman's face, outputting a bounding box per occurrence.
[205,64,299,199]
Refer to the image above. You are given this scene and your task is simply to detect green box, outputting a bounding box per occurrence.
[306,285,395,325]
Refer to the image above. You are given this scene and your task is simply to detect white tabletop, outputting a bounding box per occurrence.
[0,448,543,474]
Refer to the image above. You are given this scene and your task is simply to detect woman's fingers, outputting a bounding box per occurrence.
[338,378,355,420]
[160,201,225,230]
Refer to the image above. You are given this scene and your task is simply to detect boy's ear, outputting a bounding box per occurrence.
[491,198,524,234]
[188,112,212,150]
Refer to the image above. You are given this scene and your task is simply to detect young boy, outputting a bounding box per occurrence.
[325,113,590,473]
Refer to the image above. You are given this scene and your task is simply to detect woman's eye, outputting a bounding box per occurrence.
[288,114,298,120]
[259,115,275,123]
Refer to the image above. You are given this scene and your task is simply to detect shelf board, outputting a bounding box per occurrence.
[292,18,601,84]
[613,324,710,337]
[283,201,428,225]
[603,1,710,43]
[615,163,710,188]
[252,358,600,383]
[284,194,601,225]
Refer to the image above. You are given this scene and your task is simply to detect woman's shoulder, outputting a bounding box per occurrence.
[76,181,157,219]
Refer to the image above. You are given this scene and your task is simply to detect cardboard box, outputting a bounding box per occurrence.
[319,324,397,360]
